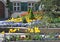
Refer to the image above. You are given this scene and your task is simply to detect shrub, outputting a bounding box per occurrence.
[22,17,27,23]
[17,16,20,18]
[34,34,42,40]
[29,9,35,20]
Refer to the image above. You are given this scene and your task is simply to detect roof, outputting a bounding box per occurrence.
[10,0,40,2]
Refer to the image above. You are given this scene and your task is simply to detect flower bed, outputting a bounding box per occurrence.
[3,33,60,42]
[0,27,40,34]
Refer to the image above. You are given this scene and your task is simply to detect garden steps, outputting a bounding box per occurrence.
[8,40,60,42]
[0,27,60,33]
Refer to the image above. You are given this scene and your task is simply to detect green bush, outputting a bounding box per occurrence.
[29,9,35,20]
[22,17,27,23]
[34,34,42,40]
[17,16,20,18]
[51,17,60,23]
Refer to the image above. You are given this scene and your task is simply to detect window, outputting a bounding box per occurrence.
[13,2,21,11]
[17,7,20,11]
[28,3,31,6]
[14,7,16,11]
[28,2,35,11]
[17,3,20,6]
[14,3,16,6]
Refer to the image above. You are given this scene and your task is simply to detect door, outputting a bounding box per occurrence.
[0,1,5,19]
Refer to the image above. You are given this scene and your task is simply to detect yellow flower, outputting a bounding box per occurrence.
[27,27,40,33]
[27,19,32,23]
[9,29,13,33]
[34,27,40,33]
[13,29,17,32]
[30,19,32,22]
[19,18,22,21]
[17,28,20,31]
[9,28,17,33]
[34,27,39,30]
[26,18,32,23]
[37,16,42,20]
[30,29,34,33]
[11,17,14,20]
[35,30,40,33]
[28,28,33,32]
[10,17,15,21]
[28,28,31,31]
[14,18,22,22]
[1,31,5,34]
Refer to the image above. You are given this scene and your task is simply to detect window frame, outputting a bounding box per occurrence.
[13,2,21,12]
[28,2,35,11]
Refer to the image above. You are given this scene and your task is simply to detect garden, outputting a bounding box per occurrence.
[0,8,60,28]
[0,8,60,42]
[0,0,60,42]
[2,33,60,42]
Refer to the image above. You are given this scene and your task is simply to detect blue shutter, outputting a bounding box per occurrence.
[21,2,27,11]
[9,2,13,12]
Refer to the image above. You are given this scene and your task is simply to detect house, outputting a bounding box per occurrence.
[0,0,40,18]
[9,0,40,18]
[9,0,40,12]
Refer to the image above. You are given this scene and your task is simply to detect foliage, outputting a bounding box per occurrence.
[34,34,42,40]
[40,0,60,18]
[16,35,20,41]
[29,9,35,20]
[28,8,30,13]
[22,17,27,23]
[40,0,60,23]
[10,35,16,41]
[51,17,60,23]
[17,16,20,18]
[27,27,40,33]
[52,0,60,6]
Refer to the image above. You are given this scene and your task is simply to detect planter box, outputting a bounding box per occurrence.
[10,40,60,42]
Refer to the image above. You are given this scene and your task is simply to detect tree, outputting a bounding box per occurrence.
[28,8,30,13]
[52,0,60,6]
[40,0,60,18]
[29,9,35,20]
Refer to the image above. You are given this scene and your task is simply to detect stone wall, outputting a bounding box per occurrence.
[40,28,60,34]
